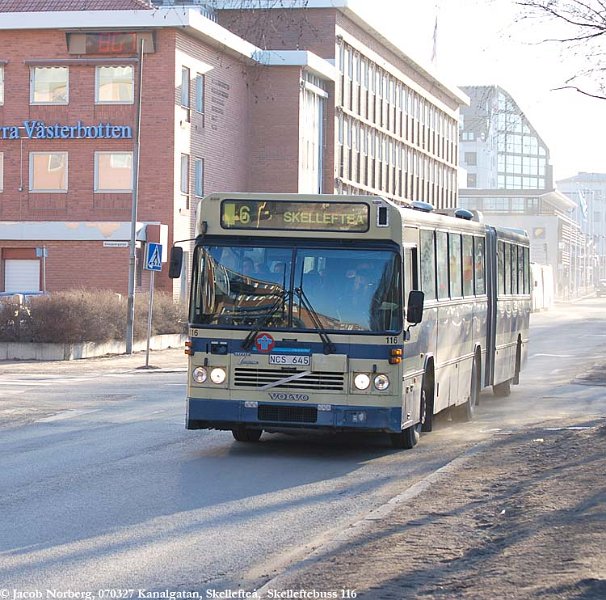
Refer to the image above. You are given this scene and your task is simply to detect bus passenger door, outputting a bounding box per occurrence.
[403,244,423,372]
[403,242,426,425]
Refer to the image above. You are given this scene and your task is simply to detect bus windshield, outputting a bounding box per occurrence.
[190,244,401,333]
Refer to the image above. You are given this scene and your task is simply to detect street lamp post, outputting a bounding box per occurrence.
[126,39,145,354]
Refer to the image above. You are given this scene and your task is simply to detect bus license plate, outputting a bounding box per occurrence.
[269,354,311,366]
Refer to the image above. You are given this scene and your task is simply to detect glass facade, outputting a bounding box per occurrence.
[459,86,551,192]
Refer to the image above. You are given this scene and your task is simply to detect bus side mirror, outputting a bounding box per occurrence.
[168,246,184,279]
[406,290,424,325]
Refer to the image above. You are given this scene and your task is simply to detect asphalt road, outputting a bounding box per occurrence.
[0,298,604,595]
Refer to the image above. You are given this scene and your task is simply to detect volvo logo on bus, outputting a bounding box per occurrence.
[268,392,310,402]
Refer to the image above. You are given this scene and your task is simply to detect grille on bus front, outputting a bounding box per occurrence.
[258,404,318,423]
[234,368,344,391]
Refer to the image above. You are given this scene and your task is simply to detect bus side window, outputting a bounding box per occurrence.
[403,247,415,297]
[474,237,486,295]
[449,233,462,298]
[524,247,530,294]
[511,245,518,294]
[462,234,474,297]
[498,241,505,296]
[518,246,526,294]
[517,244,525,294]
[504,243,511,295]
[420,229,436,300]
[436,231,449,300]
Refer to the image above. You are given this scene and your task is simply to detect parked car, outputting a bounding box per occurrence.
[597,280,606,298]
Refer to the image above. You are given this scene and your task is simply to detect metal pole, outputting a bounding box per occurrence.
[145,270,154,368]
[126,38,145,354]
[42,246,47,293]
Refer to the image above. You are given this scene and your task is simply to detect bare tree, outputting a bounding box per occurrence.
[515,0,606,99]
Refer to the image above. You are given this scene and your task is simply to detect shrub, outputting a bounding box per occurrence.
[133,292,188,340]
[0,298,34,342]
[0,289,187,344]
[28,290,127,343]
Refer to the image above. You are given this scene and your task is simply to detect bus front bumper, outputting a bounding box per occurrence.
[186,398,402,433]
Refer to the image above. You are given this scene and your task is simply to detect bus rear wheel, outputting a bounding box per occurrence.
[420,379,433,433]
[453,356,479,422]
[232,427,263,443]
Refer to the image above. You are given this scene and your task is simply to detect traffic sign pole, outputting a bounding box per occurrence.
[145,270,155,368]
[142,242,162,368]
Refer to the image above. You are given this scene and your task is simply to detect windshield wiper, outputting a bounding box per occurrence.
[294,287,336,355]
[242,290,290,350]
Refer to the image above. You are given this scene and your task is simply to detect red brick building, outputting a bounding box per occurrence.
[0,0,467,299]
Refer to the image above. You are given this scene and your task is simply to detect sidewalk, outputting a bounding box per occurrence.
[259,419,606,599]
[0,346,188,376]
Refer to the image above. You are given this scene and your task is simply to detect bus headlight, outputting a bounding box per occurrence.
[192,367,208,383]
[354,373,371,390]
[210,367,227,384]
[374,374,390,391]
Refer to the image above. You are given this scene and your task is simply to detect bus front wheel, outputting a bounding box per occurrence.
[389,423,419,450]
[390,389,426,449]
[232,427,263,443]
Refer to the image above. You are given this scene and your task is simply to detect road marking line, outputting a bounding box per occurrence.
[0,380,51,387]
[36,409,100,422]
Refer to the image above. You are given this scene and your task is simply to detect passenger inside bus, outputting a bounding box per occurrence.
[242,257,255,277]
[331,261,378,328]
[348,262,376,300]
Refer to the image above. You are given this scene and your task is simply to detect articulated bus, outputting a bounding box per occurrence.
[169,193,531,449]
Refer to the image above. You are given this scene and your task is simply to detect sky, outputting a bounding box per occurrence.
[352,0,606,182]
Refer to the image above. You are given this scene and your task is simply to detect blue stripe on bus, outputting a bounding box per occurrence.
[186,398,402,433]
[272,346,311,354]
[190,337,397,359]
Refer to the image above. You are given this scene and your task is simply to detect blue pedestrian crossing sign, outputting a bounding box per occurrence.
[145,243,163,272]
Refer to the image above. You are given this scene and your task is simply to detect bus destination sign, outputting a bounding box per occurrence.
[221,200,369,232]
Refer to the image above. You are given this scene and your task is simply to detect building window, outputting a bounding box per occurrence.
[0,65,3,105]
[467,173,477,188]
[194,158,204,197]
[94,152,133,192]
[96,66,134,104]
[30,67,68,104]
[30,152,67,192]
[464,152,477,166]
[5,258,41,293]
[181,66,190,109]
[195,73,205,114]
[180,153,190,195]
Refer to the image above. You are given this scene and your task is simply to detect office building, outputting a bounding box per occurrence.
[0,0,467,297]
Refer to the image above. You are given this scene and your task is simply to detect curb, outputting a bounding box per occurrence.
[0,334,187,362]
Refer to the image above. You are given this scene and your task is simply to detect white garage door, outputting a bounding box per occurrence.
[5,259,41,292]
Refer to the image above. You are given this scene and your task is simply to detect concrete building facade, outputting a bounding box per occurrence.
[557,172,606,285]
[0,0,467,298]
